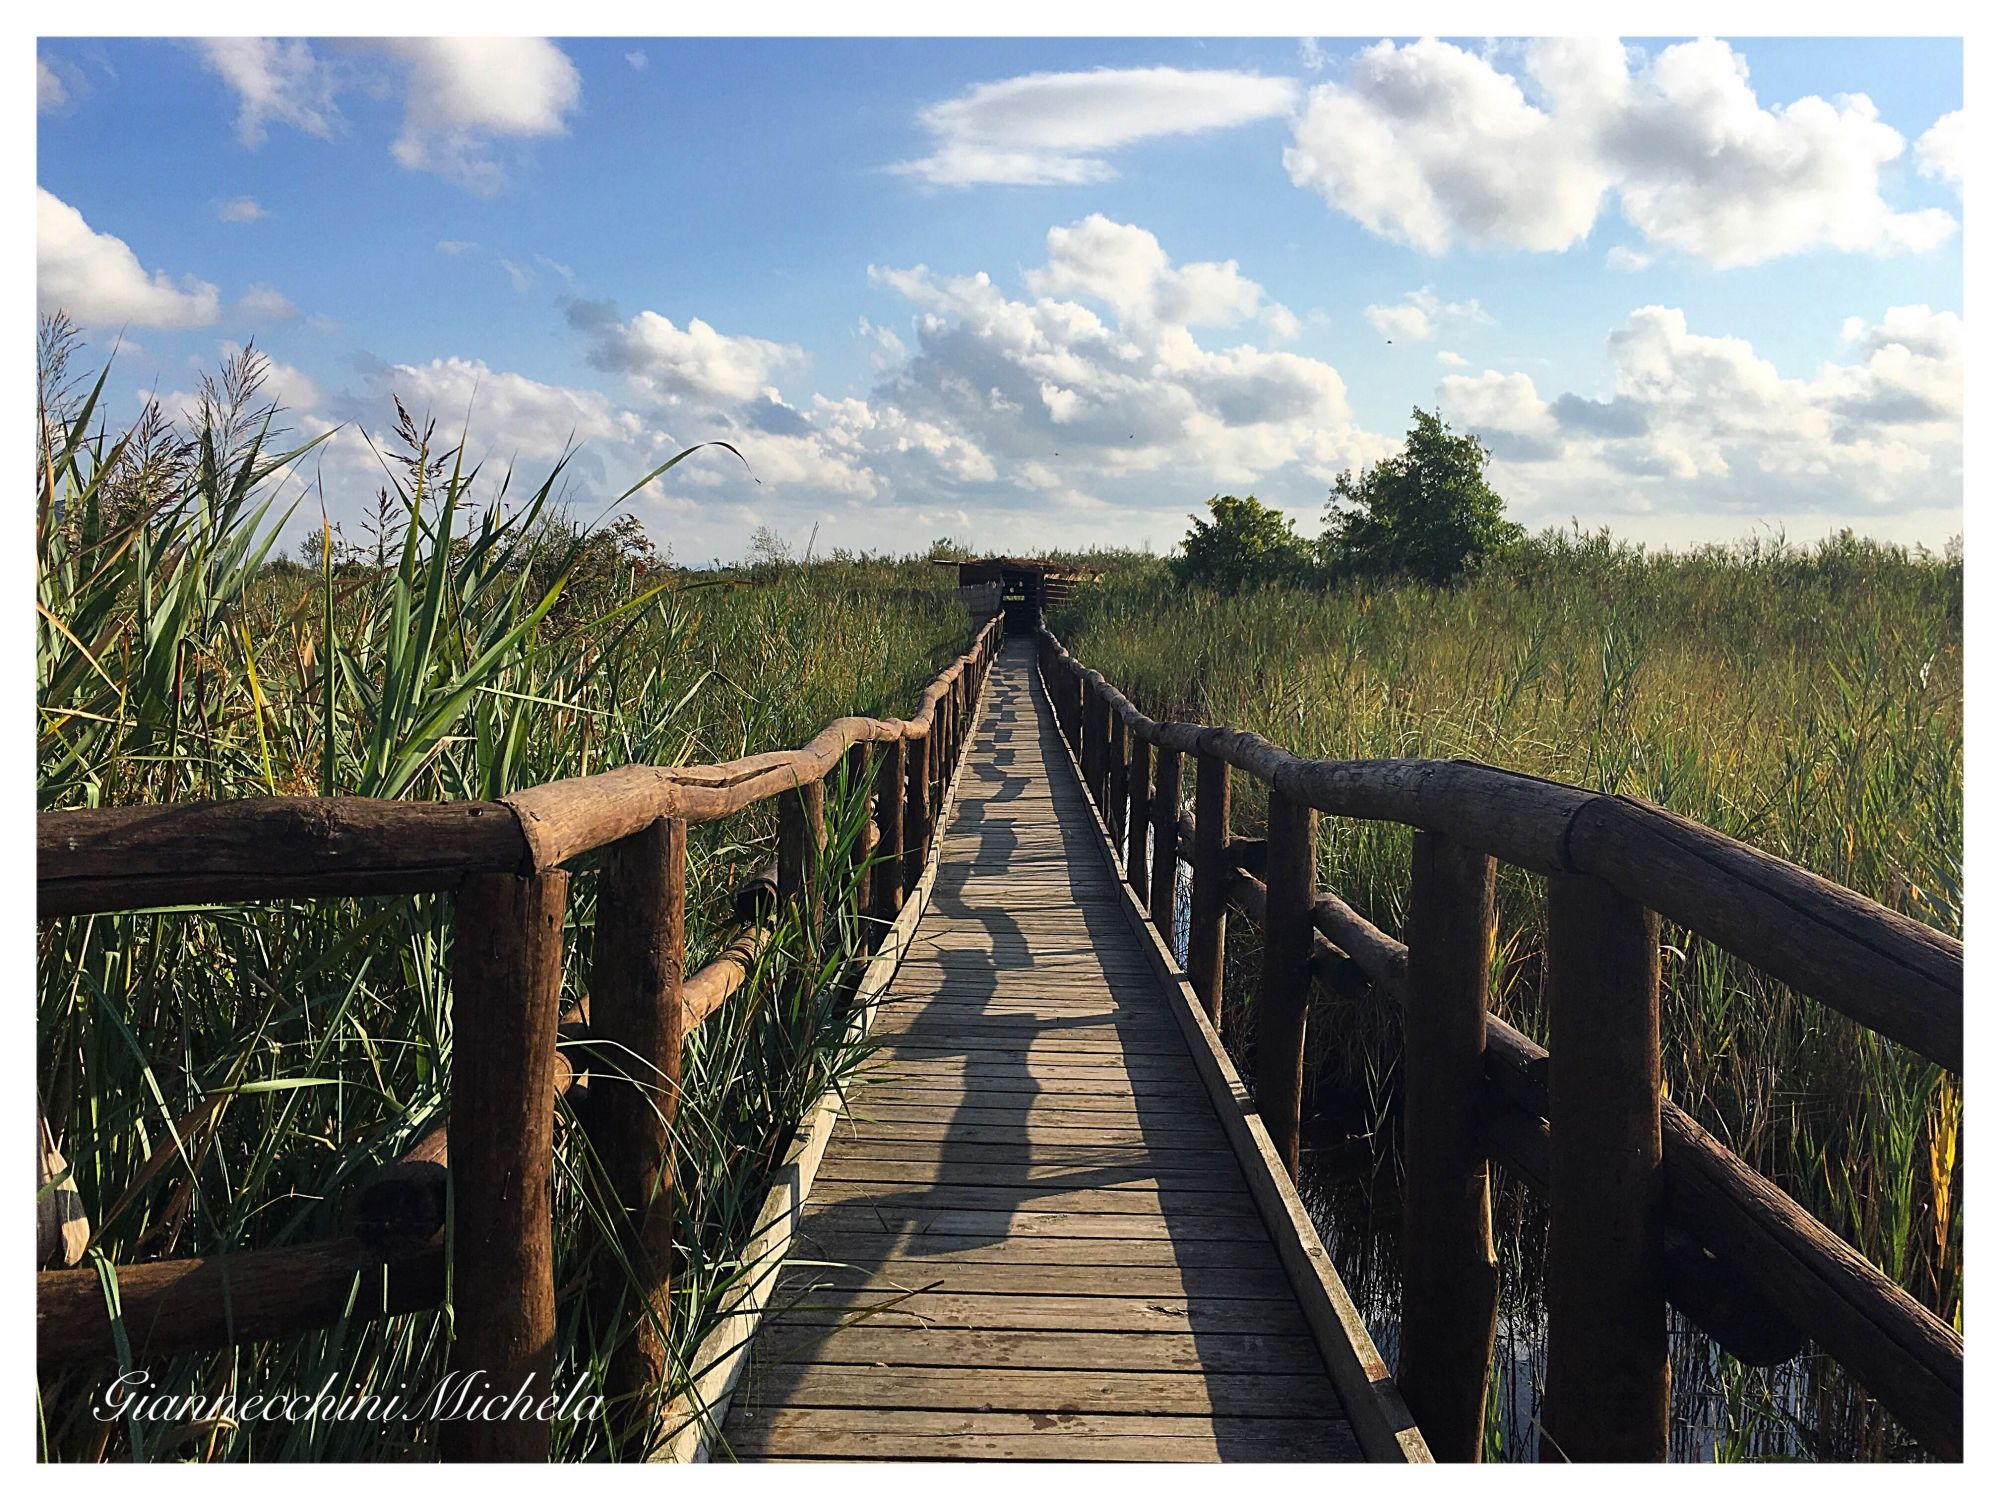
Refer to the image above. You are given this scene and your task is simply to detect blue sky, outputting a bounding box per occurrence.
[36,35,1963,561]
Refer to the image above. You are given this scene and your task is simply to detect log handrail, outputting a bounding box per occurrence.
[38,615,1006,917]
[1039,630,1959,1072]
[35,610,1007,1463]
[1036,625,1962,1463]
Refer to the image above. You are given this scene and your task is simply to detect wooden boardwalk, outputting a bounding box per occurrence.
[719,639,1369,1461]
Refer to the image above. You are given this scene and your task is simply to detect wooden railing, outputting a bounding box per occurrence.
[1036,628,1962,1463]
[36,612,1006,1462]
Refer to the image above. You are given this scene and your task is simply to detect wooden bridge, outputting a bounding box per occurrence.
[38,611,1962,1465]
[713,639,1410,1462]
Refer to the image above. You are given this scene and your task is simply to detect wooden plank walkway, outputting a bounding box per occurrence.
[719,639,1366,1461]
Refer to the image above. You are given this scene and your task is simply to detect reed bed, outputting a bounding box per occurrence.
[1049,531,1962,1460]
[35,339,968,1461]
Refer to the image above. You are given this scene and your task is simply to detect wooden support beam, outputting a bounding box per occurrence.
[1254,792,1316,1178]
[1126,733,1152,898]
[843,742,874,920]
[589,818,687,1458]
[779,776,828,940]
[1150,745,1181,945]
[1398,832,1501,1463]
[1106,712,1128,852]
[1187,751,1231,1026]
[905,730,931,900]
[444,868,567,1463]
[1541,873,1668,1463]
[873,738,906,928]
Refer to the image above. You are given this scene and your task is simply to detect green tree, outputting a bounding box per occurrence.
[1320,408,1524,584]
[1170,494,1314,593]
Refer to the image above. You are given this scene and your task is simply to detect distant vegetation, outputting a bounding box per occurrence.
[1052,528,1962,1459]
[1171,408,1524,594]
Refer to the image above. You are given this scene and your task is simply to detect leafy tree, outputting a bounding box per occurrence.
[1169,494,1315,593]
[1320,408,1524,584]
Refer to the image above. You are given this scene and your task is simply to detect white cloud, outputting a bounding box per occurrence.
[1364,287,1489,342]
[236,284,299,323]
[1916,110,1962,191]
[1025,215,1290,334]
[499,258,534,294]
[1435,303,1961,520]
[198,38,343,147]
[38,57,67,112]
[896,67,1298,186]
[569,300,807,408]
[198,38,579,193]
[37,188,222,330]
[1607,245,1654,271]
[1286,37,1957,267]
[383,39,581,194]
[216,196,268,223]
[1437,350,1468,367]
[436,239,478,255]
[627,51,649,71]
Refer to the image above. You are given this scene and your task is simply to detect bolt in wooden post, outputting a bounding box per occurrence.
[1541,873,1668,1463]
[1187,750,1231,1026]
[445,868,568,1463]
[1255,791,1317,1177]
[1399,831,1501,1463]
[589,818,686,1459]
[1125,733,1151,897]
[873,738,906,928]
[1106,712,1128,849]
[904,729,931,899]
[1150,744,1181,944]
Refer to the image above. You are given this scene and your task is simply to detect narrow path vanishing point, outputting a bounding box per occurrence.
[719,638,1367,1461]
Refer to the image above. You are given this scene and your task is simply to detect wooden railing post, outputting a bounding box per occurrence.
[1542,873,1668,1462]
[1079,682,1101,806]
[1106,711,1128,849]
[843,741,874,921]
[589,818,686,1458]
[1125,732,1151,897]
[1187,749,1231,1025]
[1399,831,1501,1463]
[873,737,906,927]
[780,775,827,941]
[1149,744,1181,944]
[904,729,931,899]
[1256,792,1317,1177]
[444,868,568,1463]
[1092,688,1114,816]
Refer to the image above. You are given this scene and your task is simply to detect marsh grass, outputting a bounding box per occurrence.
[1050,531,1961,1460]
[36,336,969,1461]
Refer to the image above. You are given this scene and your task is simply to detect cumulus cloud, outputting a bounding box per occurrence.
[198,38,343,147]
[198,38,579,192]
[1436,303,1961,521]
[569,299,807,408]
[1024,215,1291,334]
[895,67,1297,186]
[383,39,581,194]
[37,188,221,329]
[1286,37,1957,266]
[216,196,268,223]
[236,283,299,323]
[1364,287,1489,342]
[1916,110,1962,191]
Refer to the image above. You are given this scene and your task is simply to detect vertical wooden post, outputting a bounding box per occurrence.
[780,771,827,918]
[843,741,874,922]
[1106,712,1128,848]
[1079,682,1101,804]
[1125,733,1151,897]
[1149,744,1181,944]
[1187,749,1231,1026]
[874,737,906,927]
[590,819,686,1458]
[904,729,931,899]
[1399,831,1501,1463]
[1255,792,1316,1178]
[1542,874,1668,1463]
[1092,689,1114,817]
[445,868,567,1463]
